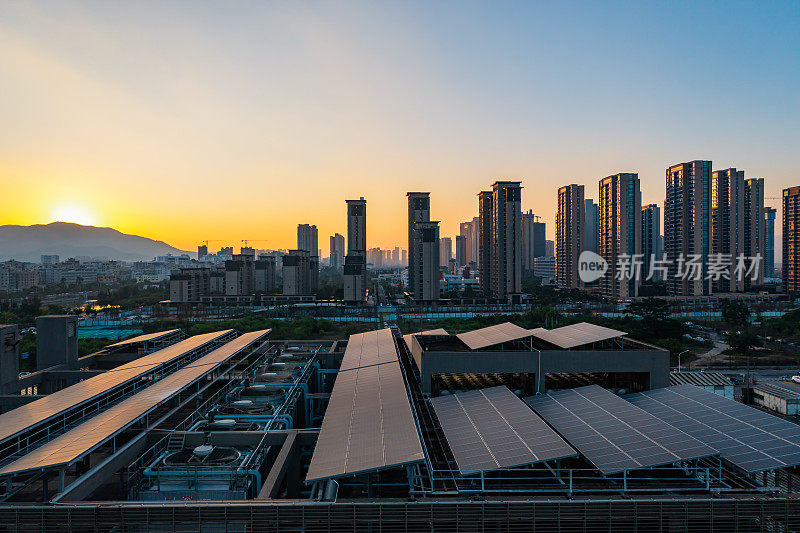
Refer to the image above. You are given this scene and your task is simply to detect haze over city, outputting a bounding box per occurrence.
[1,1,798,251]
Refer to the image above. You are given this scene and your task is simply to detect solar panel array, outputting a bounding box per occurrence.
[625,385,800,473]
[339,328,399,371]
[306,361,425,482]
[105,329,181,348]
[0,329,234,445]
[0,330,270,477]
[456,322,533,350]
[430,386,576,475]
[525,385,717,475]
[530,322,626,349]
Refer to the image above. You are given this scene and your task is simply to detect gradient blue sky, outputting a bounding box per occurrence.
[0,1,797,252]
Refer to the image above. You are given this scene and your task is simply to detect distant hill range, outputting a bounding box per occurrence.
[0,222,190,262]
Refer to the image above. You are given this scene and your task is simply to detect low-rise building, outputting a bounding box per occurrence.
[405,321,668,395]
[670,371,734,399]
[752,383,800,416]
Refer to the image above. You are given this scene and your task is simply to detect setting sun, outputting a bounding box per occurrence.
[51,205,96,226]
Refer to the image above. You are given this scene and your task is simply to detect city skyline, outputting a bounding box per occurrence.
[1,2,798,251]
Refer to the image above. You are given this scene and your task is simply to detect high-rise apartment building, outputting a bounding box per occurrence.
[297,224,318,256]
[584,199,599,254]
[459,218,480,266]
[297,224,319,291]
[598,173,641,298]
[407,192,431,294]
[783,187,800,294]
[440,237,453,267]
[765,207,777,278]
[255,255,277,293]
[283,250,312,295]
[641,204,662,281]
[477,182,522,301]
[197,246,207,260]
[392,247,400,266]
[455,235,467,267]
[665,160,712,296]
[344,198,367,302]
[743,178,765,287]
[414,221,441,301]
[521,210,545,271]
[478,191,494,296]
[225,254,255,296]
[556,184,585,289]
[545,240,555,257]
[329,233,345,269]
[711,168,745,293]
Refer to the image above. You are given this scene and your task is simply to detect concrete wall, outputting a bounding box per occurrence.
[0,325,19,390]
[36,315,79,371]
[415,347,669,394]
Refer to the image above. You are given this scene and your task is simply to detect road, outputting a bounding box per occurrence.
[691,332,730,368]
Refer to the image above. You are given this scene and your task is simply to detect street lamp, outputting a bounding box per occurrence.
[677,350,689,372]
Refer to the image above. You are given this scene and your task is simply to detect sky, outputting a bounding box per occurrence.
[1,1,798,254]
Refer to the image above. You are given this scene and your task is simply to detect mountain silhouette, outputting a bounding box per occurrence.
[0,222,189,262]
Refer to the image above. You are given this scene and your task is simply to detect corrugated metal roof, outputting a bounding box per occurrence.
[456,322,533,350]
[670,371,733,388]
[754,383,800,400]
[531,322,626,349]
[402,328,449,352]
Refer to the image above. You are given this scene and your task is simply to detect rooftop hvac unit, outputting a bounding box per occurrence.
[134,437,262,501]
[214,399,278,416]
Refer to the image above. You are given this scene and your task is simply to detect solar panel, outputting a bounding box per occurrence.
[0,330,270,476]
[402,328,448,352]
[104,329,181,348]
[0,329,235,446]
[430,386,577,475]
[625,385,800,473]
[531,322,626,349]
[525,385,717,475]
[339,328,399,371]
[456,322,532,350]
[306,361,425,482]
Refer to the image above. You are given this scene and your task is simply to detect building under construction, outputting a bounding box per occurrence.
[1,321,800,531]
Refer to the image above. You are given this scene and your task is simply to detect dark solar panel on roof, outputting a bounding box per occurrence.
[625,385,800,473]
[430,386,576,475]
[525,385,717,475]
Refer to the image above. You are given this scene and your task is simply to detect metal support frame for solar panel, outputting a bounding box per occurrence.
[430,386,577,476]
[625,384,800,473]
[306,329,426,483]
[0,329,236,464]
[0,330,270,480]
[525,385,718,475]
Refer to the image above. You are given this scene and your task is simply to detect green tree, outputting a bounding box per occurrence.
[720,299,750,328]
[725,329,761,358]
[626,298,671,322]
